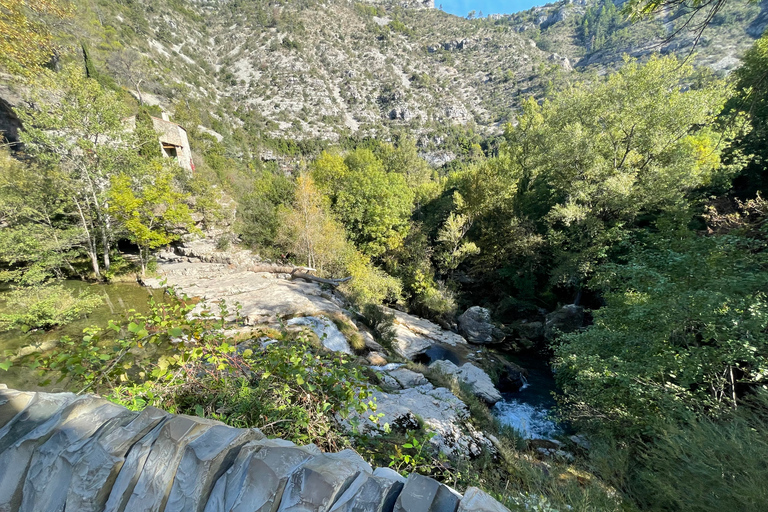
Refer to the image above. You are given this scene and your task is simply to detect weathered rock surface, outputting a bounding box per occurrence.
[0,388,509,512]
[429,360,502,404]
[384,307,467,360]
[287,316,353,354]
[544,304,584,340]
[457,306,504,344]
[145,262,347,324]
[387,368,429,388]
[350,383,490,457]
[458,487,511,512]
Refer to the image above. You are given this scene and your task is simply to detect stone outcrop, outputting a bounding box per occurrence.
[428,360,502,405]
[144,253,348,325]
[384,307,467,360]
[544,304,585,340]
[0,386,510,512]
[349,382,492,458]
[286,316,353,354]
[457,306,505,344]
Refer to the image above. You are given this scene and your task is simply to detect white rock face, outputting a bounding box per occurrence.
[287,316,353,354]
[384,307,467,360]
[351,383,489,457]
[429,360,502,404]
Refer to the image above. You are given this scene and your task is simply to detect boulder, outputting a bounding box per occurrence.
[394,473,461,512]
[387,368,428,388]
[164,425,261,512]
[20,400,134,512]
[457,307,504,344]
[367,351,388,366]
[286,316,352,354]
[66,407,170,512]
[458,487,511,512]
[328,472,403,512]
[349,383,489,457]
[277,449,372,511]
[384,307,467,360]
[204,439,317,512]
[104,415,224,512]
[0,392,94,511]
[429,360,502,404]
[544,304,584,340]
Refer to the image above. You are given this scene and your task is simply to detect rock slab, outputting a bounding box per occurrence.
[0,388,509,512]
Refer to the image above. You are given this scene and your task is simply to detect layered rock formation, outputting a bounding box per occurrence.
[0,386,510,512]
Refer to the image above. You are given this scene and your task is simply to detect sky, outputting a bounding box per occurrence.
[438,0,544,17]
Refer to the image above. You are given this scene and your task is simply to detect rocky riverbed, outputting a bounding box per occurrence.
[144,240,571,457]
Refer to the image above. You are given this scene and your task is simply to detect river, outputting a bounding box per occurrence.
[492,353,563,440]
[0,281,162,391]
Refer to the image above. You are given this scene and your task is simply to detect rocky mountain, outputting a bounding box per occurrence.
[3,0,767,159]
[497,0,768,73]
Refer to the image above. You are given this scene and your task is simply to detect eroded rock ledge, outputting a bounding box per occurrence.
[0,385,510,512]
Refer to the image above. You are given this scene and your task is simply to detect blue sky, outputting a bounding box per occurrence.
[438,0,544,17]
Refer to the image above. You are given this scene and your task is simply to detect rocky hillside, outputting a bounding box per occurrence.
[497,0,768,73]
[3,0,767,157]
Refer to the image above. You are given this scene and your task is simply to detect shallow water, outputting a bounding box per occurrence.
[492,353,563,440]
[0,281,162,392]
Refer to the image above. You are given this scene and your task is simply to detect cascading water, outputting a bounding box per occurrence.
[492,356,562,440]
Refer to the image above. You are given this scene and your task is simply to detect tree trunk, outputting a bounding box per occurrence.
[74,195,101,278]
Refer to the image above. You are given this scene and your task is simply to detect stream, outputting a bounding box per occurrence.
[493,353,562,440]
[0,281,162,392]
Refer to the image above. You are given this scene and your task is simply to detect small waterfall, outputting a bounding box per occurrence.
[492,358,561,440]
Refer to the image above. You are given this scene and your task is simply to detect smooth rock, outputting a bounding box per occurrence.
[0,389,35,429]
[20,400,133,512]
[287,316,352,354]
[106,415,223,512]
[458,487,511,512]
[0,392,91,511]
[204,439,316,512]
[66,407,170,512]
[329,473,404,512]
[429,360,502,404]
[277,449,372,511]
[367,351,388,366]
[164,425,262,512]
[394,473,460,512]
[384,307,467,360]
[387,368,428,388]
[457,306,504,344]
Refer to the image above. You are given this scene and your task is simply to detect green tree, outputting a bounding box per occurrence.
[277,173,346,272]
[18,64,147,278]
[0,0,73,73]
[463,56,737,298]
[554,232,768,437]
[109,163,200,275]
[313,148,414,258]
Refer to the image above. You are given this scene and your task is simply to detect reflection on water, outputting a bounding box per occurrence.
[0,281,162,392]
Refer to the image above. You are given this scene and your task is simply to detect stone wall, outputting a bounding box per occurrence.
[0,386,510,512]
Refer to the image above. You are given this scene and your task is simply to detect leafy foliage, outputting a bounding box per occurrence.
[555,232,768,436]
[0,0,73,73]
[37,290,376,450]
